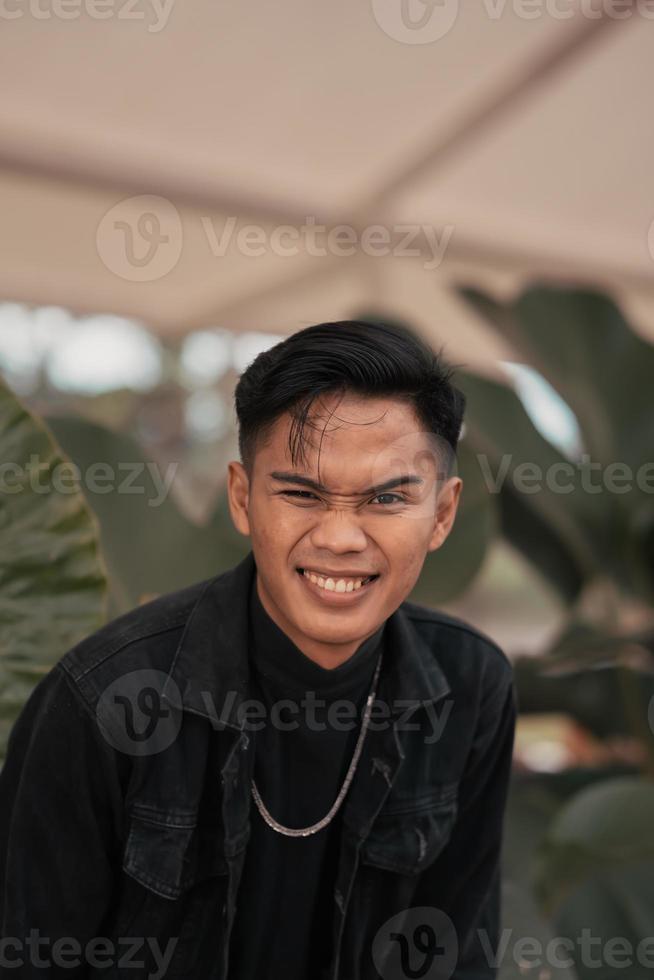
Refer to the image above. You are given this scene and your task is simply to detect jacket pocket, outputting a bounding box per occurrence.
[359,782,459,876]
[113,807,232,978]
[122,805,229,900]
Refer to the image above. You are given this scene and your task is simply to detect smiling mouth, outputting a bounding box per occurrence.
[296,567,380,594]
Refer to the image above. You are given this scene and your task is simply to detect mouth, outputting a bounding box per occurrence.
[296,566,380,600]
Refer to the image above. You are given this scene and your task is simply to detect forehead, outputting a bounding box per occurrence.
[255,393,440,487]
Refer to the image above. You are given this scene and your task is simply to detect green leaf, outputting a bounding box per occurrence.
[45,415,248,613]
[533,777,654,978]
[0,382,107,761]
[457,369,602,600]
[457,285,654,603]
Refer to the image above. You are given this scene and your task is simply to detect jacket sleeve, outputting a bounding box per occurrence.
[412,662,518,979]
[0,662,124,978]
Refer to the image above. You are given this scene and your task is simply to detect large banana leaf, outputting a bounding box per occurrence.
[0,382,107,762]
[533,776,654,980]
[45,415,248,614]
[457,369,602,602]
[458,284,654,660]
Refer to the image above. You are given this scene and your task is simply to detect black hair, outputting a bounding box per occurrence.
[234,319,466,478]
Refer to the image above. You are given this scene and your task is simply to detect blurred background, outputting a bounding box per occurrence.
[1,2,654,977]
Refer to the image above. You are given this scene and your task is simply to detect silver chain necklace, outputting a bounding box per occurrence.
[250,650,383,837]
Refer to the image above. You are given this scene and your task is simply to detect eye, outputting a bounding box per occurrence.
[279,489,405,507]
[371,492,405,506]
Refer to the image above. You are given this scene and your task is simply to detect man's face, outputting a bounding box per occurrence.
[227,392,462,667]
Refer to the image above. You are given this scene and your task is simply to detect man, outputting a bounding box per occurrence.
[0,319,517,979]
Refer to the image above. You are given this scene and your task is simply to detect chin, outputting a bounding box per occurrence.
[298,619,369,644]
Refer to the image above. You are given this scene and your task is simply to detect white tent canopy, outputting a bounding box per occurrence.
[1,0,653,372]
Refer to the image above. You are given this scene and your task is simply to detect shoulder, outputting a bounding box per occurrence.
[400,598,514,694]
[57,575,216,710]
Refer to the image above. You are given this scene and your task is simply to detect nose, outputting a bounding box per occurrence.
[309,507,368,554]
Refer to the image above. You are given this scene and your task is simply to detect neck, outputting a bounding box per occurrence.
[255,572,378,670]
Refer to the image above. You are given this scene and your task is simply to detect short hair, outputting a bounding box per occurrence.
[234,319,466,477]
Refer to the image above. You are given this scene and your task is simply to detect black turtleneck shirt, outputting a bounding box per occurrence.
[227,574,386,980]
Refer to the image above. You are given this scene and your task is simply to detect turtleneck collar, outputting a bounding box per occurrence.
[248,572,385,699]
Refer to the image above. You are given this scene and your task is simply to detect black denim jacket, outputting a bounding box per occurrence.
[0,550,517,979]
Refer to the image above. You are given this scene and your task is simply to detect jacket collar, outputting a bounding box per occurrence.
[161,550,451,728]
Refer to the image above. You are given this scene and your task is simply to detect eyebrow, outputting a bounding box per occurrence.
[268,471,424,496]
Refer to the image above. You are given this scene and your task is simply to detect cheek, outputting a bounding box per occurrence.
[253,536,288,580]
[249,501,292,544]
[386,541,427,590]
[250,504,306,556]
[382,515,434,554]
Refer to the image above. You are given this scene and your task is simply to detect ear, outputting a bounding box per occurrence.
[227,460,251,537]
[427,477,462,552]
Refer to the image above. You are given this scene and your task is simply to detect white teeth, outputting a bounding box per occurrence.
[303,570,371,592]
